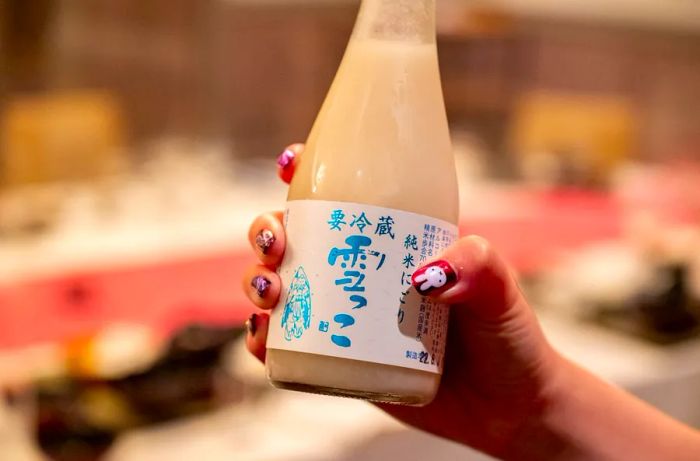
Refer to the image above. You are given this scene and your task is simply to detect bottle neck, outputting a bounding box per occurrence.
[352,0,436,44]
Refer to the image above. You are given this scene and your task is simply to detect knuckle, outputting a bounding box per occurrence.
[465,235,493,258]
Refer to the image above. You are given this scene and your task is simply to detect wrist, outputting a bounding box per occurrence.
[509,353,700,461]
[499,351,583,461]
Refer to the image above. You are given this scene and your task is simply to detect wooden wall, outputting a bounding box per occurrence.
[16,1,697,163]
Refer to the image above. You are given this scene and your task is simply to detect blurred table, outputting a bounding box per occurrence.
[0,179,699,460]
[104,312,700,461]
[0,185,624,349]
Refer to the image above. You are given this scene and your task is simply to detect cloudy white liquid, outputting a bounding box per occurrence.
[266,35,458,405]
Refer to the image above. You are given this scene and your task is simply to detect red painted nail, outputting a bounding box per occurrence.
[411,260,457,296]
[277,149,295,168]
[246,313,258,336]
[277,149,296,183]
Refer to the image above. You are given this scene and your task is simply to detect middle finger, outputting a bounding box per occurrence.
[248,211,286,267]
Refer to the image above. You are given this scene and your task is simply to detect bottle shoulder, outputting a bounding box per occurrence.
[288,148,459,224]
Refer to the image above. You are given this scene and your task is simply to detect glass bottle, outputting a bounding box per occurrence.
[266,0,459,406]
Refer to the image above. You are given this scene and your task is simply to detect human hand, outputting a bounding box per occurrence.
[242,143,569,459]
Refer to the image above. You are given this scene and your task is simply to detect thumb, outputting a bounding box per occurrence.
[412,235,525,323]
[411,235,554,398]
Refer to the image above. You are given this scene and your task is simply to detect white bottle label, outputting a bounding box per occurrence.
[267,200,458,374]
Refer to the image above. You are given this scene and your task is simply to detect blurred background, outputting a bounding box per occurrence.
[0,0,699,460]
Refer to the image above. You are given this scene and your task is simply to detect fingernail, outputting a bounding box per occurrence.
[246,313,258,336]
[255,229,275,255]
[277,148,295,169]
[411,260,458,296]
[251,275,271,298]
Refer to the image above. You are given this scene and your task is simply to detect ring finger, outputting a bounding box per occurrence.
[242,264,282,310]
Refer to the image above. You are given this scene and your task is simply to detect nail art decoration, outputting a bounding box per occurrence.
[251,275,271,298]
[255,229,275,255]
[411,260,457,295]
[246,313,258,336]
[277,148,295,169]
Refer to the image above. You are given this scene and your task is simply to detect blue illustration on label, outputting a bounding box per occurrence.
[281,266,312,341]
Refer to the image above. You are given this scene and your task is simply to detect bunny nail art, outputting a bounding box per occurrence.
[411,260,457,295]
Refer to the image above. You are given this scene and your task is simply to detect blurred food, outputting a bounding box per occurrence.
[36,324,246,461]
[537,224,700,343]
[64,324,162,380]
[597,263,700,342]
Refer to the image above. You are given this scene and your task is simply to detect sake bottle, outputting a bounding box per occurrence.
[266,0,459,405]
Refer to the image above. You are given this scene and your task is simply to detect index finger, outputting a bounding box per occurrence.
[276,143,305,184]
